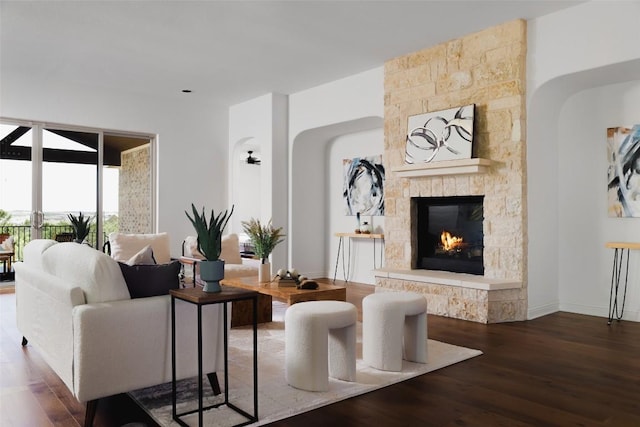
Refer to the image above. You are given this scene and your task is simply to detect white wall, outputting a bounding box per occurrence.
[228,93,288,270]
[0,75,228,258]
[328,128,385,283]
[527,0,640,320]
[557,80,640,321]
[288,67,384,280]
[234,158,262,228]
[229,95,272,234]
[528,1,640,95]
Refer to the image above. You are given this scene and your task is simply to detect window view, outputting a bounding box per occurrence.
[0,122,150,261]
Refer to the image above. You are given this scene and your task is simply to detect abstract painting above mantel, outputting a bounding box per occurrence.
[343,155,385,216]
[405,104,475,164]
[607,124,640,217]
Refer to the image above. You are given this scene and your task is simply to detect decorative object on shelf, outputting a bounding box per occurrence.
[297,279,319,290]
[258,263,271,283]
[185,204,234,292]
[343,155,385,216]
[274,268,310,288]
[607,124,640,217]
[406,104,475,164]
[241,218,285,282]
[67,212,92,244]
[359,221,372,234]
[355,212,362,233]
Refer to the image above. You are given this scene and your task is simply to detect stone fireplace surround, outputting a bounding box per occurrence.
[375,20,527,323]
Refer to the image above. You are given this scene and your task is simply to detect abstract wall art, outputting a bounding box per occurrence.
[405,104,475,164]
[343,155,385,216]
[607,124,640,217]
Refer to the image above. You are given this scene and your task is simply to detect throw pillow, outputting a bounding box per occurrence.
[126,245,156,265]
[1,236,14,252]
[118,260,181,299]
[108,232,171,264]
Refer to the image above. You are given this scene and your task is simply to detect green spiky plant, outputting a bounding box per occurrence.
[67,212,92,242]
[185,204,234,261]
[241,218,285,264]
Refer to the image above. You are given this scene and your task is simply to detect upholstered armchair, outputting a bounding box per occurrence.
[180,233,259,286]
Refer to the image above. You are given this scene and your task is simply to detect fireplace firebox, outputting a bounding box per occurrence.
[412,196,484,275]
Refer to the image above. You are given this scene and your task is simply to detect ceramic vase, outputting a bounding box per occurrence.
[199,259,225,292]
[259,262,271,283]
[360,221,372,234]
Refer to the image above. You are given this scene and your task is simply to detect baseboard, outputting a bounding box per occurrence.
[323,270,376,285]
[560,303,640,322]
[527,302,559,320]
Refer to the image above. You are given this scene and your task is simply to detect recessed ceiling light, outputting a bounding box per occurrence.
[182,89,192,93]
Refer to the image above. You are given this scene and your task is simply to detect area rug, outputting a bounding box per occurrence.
[129,321,482,426]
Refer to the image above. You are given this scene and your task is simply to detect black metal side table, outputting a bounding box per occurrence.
[605,242,640,325]
[170,286,259,427]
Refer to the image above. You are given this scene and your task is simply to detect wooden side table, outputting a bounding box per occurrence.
[170,286,259,427]
[0,250,15,281]
[605,242,640,325]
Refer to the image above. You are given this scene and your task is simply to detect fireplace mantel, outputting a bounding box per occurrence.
[391,158,491,178]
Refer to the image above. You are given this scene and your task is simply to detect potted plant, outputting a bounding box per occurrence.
[67,212,92,244]
[185,204,234,292]
[241,218,285,282]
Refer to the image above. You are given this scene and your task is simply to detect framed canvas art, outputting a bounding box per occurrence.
[343,155,385,216]
[405,104,475,164]
[607,124,640,217]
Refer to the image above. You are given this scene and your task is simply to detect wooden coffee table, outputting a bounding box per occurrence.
[221,276,346,326]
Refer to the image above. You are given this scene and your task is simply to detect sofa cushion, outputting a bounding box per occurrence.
[41,242,130,303]
[126,245,156,265]
[118,260,181,298]
[223,263,260,279]
[108,232,171,264]
[221,234,243,265]
[184,234,242,265]
[23,239,58,270]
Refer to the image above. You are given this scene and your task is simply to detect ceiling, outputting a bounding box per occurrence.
[1,1,584,108]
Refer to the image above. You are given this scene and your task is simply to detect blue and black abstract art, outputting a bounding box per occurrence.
[343,155,385,216]
[608,124,640,217]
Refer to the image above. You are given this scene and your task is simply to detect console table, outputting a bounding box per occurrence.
[170,286,259,427]
[605,242,640,325]
[333,232,384,283]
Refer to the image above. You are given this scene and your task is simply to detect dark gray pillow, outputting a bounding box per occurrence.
[118,260,181,298]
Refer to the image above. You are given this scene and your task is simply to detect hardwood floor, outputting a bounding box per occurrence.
[2,281,639,426]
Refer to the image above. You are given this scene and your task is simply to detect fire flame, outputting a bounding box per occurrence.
[441,231,464,251]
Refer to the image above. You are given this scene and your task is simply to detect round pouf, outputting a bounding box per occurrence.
[285,300,357,392]
[362,291,428,371]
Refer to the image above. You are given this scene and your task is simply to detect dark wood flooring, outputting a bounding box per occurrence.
[1,281,639,426]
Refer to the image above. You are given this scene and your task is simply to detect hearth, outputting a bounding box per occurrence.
[412,196,484,275]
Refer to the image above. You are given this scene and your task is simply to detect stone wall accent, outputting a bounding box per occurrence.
[119,145,151,233]
[380,20,527,323]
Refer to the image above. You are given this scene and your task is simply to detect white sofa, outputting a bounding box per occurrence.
[15,239,226,426]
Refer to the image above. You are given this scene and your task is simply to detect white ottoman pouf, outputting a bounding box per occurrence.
[363,291,427,371]
[285,300,357,392]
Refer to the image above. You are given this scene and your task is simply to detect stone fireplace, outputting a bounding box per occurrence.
[375,20,527,323]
